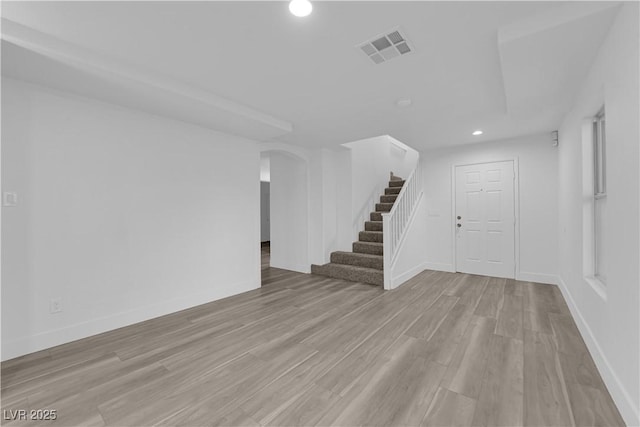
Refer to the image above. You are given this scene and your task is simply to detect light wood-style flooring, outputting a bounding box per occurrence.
[1,251,625,426]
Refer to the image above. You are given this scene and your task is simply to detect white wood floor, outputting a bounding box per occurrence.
[0,247,625,426]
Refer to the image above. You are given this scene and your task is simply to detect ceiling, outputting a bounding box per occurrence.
[1,1,620,150]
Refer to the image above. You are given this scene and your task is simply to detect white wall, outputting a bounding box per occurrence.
[556,3,639,425]
[319,148,353,263]
[320,150,339,261]
[422,133,558,284]
[349,136,395,224]
[1,78,261,361]
[269,151,309,273]
[333,149,353,255]
[308,151,324,266]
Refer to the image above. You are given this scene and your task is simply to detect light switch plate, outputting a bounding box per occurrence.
[3,192,18,207]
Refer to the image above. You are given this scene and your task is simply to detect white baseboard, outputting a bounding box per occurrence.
[557,276,640,427]
[1,279,259,362]
[391,262,429,289]
[269,261,311,274]
[423,262,455,273]
[516,271,558,285]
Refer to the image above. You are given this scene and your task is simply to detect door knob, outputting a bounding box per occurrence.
[457,216,461,220]
[457,223,462,228]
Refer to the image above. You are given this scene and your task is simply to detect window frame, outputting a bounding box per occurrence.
[593,107,606,283]
[593,108,606,198]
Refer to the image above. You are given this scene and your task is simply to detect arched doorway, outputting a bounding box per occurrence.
[259,146,310,283]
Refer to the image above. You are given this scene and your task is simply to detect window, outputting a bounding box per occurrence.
[593,108,607,284]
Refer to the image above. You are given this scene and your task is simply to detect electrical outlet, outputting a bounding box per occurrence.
[50,298,62,314]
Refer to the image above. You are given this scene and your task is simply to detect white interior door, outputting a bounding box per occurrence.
[455,161,515,278]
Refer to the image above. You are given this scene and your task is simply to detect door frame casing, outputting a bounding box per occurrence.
[450,158,520,279]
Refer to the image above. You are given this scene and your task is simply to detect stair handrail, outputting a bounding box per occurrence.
[382,165,422,287]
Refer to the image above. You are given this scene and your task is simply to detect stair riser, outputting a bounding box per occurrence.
[389,180,405,188]
[375,203,393,212]
[380,195,397,203]
[330,253,383,270]
[359,231,383,243]
[353,242,383,255]
[365,221,383,231]
[385,187,401,195]
[311,264,383,286]
[370,212,383,221]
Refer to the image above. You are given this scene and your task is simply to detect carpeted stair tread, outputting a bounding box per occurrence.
[311,263,383,286]
[376,203,394,212]
[359,230,383,243]
[365,221,383,231]
[389,180,405,188]
[380,195,398,203]
[330,251,383,270]
[353,241,383,255]
[385,187,401,195]
[370,212,383,221]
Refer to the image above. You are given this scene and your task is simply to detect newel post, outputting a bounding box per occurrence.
[382,212,391,290]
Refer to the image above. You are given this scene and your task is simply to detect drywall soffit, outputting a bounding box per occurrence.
[1,18,293,141]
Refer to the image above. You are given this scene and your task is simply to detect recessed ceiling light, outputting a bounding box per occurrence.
[396,98,412,108]
[472,130,483,136]
[289,0,312,17]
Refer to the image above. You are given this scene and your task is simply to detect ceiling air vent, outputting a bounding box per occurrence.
[357,27,413,65]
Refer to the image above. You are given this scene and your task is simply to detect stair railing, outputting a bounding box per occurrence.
[382,165,422,289]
